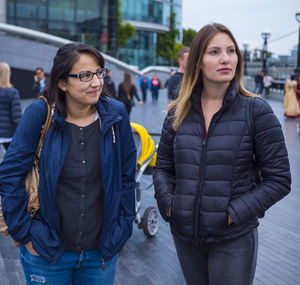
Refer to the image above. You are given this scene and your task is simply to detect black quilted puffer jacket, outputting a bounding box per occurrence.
[153,81,291,245]
[0,87,22,138]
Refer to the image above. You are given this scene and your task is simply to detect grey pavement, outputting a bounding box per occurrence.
[1,86,300,285]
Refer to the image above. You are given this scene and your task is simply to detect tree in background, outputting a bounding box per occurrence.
[183,28,197,47]
[156,12,179,66]
[117,0,135,50]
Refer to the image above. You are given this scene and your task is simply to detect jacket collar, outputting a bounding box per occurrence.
[190,79,239,113]
[51,94,122,134]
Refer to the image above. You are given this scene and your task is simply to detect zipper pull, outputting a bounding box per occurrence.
[111,126,116,149]
[102,258,106,271]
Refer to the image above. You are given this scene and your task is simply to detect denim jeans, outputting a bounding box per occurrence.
[173,228,258,285]
[20,245,118,285]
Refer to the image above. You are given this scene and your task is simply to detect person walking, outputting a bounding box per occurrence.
[118,72,143,116]
[32,67,47,97]
[253,71,264,96]
[138,73,151,103]
[150,73,161,104]
[296,75,300,106]
[284,75,300,117]
[263,72,273,98]
[0,43,137,285]
[168,46,190,103]
[153,23,291,285]
[103,69,116,99]
[164,69,175,89]
[0,62,22,150]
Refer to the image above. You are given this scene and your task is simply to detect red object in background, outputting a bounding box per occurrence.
[101,34,108,44]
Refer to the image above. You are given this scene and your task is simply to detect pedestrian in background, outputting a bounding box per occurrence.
[138,73,151,103]
[263,72,273,98]
[103,69,116,99]
[164,69,175,89]
[168,46,190,103]
[118,71,143,116]
[0,43,136,285]
[296,75,300,106]
[0,62,22,150]
[153,23,291,285]
[32,67,47,97]
[150,73,161,104]
[253,71,264,96]
[284,75,300,117]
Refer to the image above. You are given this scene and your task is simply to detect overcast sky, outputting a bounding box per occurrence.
[182,0,300,57]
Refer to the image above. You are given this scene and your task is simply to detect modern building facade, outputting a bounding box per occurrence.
[4,0,118,56]
[0,23,142,99]
[1,0,182,68]
[119,0,182,68]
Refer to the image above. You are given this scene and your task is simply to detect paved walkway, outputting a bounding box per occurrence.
[1,87,300,285]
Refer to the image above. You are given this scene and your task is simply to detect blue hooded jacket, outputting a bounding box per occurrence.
[0,95,136,265]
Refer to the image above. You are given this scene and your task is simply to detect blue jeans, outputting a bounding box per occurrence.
[20,246,118,285]
[173,228,258,285]
[151,88,159,103]
[141,88,147,102]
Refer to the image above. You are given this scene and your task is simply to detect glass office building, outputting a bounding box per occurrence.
[6,0,118,56]
[4,0,182,68]
[120,0,182,67]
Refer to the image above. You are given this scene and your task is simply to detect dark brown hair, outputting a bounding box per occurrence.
[42,42,105,116]
[122,72,132,96]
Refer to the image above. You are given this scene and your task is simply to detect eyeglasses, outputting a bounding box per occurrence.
[65,68,106,82]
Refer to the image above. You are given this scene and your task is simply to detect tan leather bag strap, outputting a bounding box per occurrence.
[33,96,52,165]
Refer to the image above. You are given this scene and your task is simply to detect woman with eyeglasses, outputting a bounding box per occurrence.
[0,43,137,285]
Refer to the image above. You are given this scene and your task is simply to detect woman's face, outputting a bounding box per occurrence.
[59,53,104,109]
[201,32,238,86]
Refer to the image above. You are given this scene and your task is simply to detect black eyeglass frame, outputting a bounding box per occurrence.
[65,68,106,82]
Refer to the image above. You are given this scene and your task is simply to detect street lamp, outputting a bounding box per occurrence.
[294,12,300,75]
[261,30,271,73]
[243,44,249,76]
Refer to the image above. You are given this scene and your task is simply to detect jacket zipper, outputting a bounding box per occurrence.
[193,137,207,245]
[111,126,116,149]
[98,121,118,257]
[102,258,106,270]
[193,107,223,245]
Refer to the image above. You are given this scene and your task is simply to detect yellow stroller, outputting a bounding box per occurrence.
[131,122,159,237]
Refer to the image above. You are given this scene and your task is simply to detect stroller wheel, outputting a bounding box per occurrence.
[142,206,159,237]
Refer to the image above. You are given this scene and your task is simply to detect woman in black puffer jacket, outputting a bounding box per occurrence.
[153,23,291,285]
[0,62,22,149]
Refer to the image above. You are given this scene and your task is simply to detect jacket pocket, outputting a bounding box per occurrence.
[30,215,63,265]
[101,217,132,256]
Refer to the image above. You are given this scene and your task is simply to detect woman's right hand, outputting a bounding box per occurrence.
[167,206,171,217]
[25,241,39,256]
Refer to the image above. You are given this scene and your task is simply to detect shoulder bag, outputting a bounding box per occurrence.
[0,96,52,236]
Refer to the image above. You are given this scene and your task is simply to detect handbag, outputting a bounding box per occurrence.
[129,100,136,107]
[0,96,52,236]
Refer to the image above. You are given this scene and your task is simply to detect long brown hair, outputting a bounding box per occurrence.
[122,72,132,96]
[170,23,255,131]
